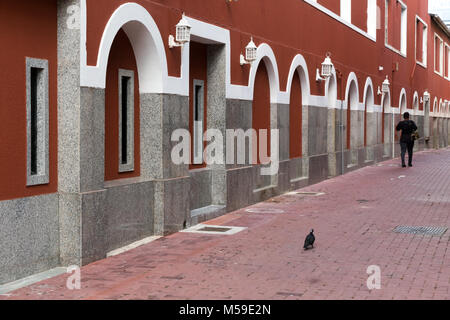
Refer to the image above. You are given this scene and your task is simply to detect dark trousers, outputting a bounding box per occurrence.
[400,141,414,166]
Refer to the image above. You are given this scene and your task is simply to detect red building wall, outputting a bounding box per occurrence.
[83,0,449,112]
[0,0,58,201]
[290,73,303,159]
[104,29,141,181]
[253,62,271,164]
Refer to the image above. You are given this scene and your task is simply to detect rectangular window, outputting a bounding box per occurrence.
[415,16,428,67]
[434,34,444,76]
[445,43,450,79]
[26,58,49,186]
[385,0,407,56]
[118,69,135,173]
[193,79,204,165]
[340,0,351,23]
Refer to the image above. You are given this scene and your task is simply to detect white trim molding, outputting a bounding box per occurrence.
[303,0,376,42]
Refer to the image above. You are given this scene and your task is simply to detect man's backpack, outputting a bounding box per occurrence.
[412,130,419,141]
[408,120,419,141]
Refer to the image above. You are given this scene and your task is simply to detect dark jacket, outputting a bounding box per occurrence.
[396,120,417,143]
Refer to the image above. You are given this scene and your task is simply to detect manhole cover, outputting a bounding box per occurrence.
[393,226,448,237]
[245,208,285,214]
[198,226,232,233]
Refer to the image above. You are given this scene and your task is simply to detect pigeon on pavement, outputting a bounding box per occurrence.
[304,229,315,250]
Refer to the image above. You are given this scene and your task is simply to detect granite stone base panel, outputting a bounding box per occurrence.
[275,160,291,195]
[78,181,156,266]
[226,166,253,212]
[158,177,190,235]
[104,181,155,254]
[309,154,329,185]
[81,189,107,265]
[190,168,213,211]
[59,192,82,267]
[0,194,59,285]
[308,106,328,156]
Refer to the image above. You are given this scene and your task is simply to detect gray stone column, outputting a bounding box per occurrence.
[207,44,227,206]
[57,0,82,267]
[140,92,189,235]
[327,107,337,177]
[58,0,106,266]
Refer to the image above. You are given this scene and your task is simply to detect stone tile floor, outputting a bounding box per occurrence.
[2,148,449,300]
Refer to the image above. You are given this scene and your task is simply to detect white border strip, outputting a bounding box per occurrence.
[180,224,247,235]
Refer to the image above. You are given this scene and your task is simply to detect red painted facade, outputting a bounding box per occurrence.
[0,0,449,201]
[104,29,141,181]
[0,0,58,201]
[84,0,449,110]
[290,73,303,159]
[253,62,272,164]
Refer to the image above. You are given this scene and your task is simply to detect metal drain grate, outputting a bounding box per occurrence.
[393,226,448,237]
[198,226,232,233]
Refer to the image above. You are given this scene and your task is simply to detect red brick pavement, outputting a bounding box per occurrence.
[2,148,450,300]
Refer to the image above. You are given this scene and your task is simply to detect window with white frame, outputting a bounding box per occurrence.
[434,34,444,75]
[192,79,204,165]
[367,0,378,38]
[340,0,351,23]
[26,57,49,186]
[118,69,135,173]
[415,16,428,67]
[445,43,450,79]
[303,0,376,41]
[385,0,407,56]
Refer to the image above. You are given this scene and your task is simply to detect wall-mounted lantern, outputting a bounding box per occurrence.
[316,53,333,82]
[169,13,191,49]
[381,76,390,94]
[378,76,390,95]
[240,37,257,65]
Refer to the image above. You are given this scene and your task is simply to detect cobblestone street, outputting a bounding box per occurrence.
[2,148,450,300]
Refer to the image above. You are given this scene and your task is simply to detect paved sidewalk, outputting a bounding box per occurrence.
[2,148,450,300]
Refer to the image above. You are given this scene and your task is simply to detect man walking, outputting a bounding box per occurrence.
[396,112,417,168]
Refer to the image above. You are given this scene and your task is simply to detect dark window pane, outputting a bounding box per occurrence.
[121,76,130,165]
[30,67,40,175]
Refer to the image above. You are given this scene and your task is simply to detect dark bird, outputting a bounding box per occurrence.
[303,229,315,250]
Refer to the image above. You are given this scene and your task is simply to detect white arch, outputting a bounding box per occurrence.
[363,77,375,112]
[345,72,359,110]
[285,54,311,106]
[248,43,280,103]
[398,88,407,114]
[81,2,168,93]
[412,91,419,113]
